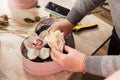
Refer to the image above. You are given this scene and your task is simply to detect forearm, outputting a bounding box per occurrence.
[86,55,120,77]
[66,0,105,25]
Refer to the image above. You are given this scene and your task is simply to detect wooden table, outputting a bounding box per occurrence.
[0,0,113,80]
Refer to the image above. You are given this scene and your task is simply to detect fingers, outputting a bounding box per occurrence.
[47,25,59,32]
[47,26,56,32]
[51,47,65,65]
[64,45,73,52]
[47,27,51,32]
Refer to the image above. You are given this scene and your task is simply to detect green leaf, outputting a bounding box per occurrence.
[49,13,61,18]
[36,5,41,8]
[24,18,35,23]
[0,21,9,26]
[35,16,41,22]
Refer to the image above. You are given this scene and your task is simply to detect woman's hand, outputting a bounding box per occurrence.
[105,69,120,80]
[51,45,86,72]
[47,19,74,37]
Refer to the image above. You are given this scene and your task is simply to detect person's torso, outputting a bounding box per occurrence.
[108,0,120,39]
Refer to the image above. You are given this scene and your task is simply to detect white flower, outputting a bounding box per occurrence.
[45,30,65,52]
[24,31,50,60]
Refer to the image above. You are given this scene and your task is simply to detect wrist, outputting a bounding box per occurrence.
[60,19,74,36]
[65,19,74,29]
[81,53,87,72]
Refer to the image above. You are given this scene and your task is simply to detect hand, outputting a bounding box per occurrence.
[51,45,86,72]
[47,19,74,36]
[105,69,120,80]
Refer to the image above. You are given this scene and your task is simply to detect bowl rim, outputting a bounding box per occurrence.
[35,17,58,33]
[20,17,75,63]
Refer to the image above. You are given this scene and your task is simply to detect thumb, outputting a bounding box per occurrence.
[47,27,51,33]
[51,47,66,65]
[47,25,58,32]
[64,45,74,52]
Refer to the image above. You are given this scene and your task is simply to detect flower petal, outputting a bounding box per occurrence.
[39,47,50,59]
[24,38,34,49]
[27,48,39,60]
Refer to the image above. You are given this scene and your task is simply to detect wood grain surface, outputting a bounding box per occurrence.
[0,0,113,80]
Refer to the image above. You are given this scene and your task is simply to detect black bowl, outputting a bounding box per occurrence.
[21,18,75,62]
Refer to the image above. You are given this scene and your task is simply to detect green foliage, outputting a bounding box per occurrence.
[0,21,9,26]
[36,5,41,8]
[35,16,41,22]
[49,13,63,18]
[24,16,41,23]
[24,18,35,23]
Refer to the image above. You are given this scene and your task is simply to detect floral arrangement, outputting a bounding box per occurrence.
[23,30,65,62]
